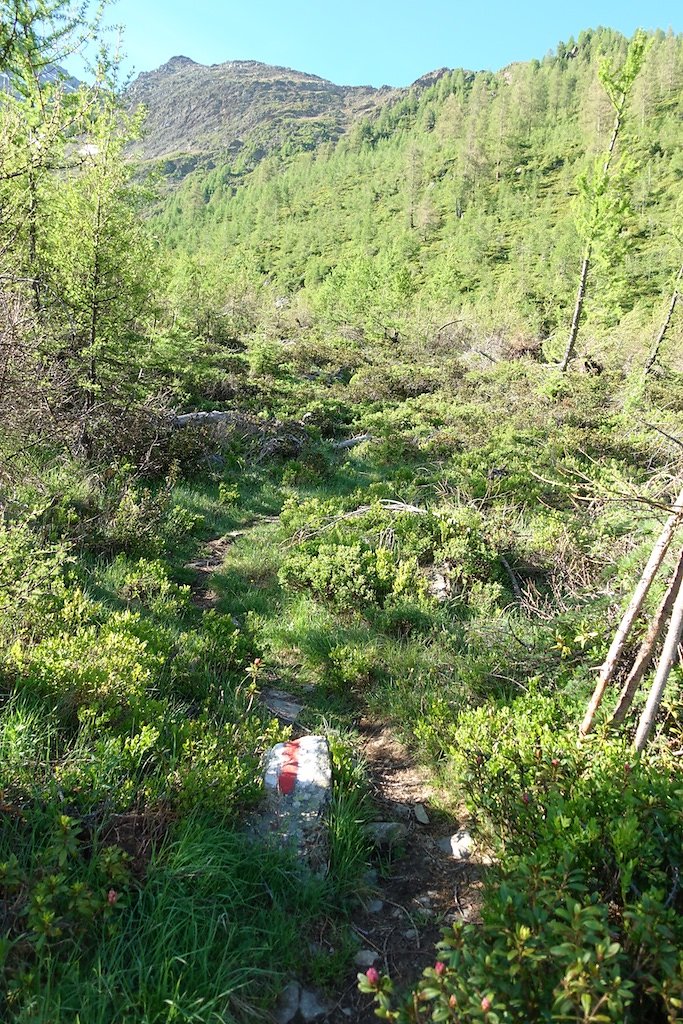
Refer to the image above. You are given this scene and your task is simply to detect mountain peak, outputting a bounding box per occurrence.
[158,55,199,74]
[411,67,451,89]
[127,56,396,165]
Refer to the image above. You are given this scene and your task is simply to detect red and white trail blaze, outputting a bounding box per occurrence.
[277,740,301,795]
[264,735,331,798]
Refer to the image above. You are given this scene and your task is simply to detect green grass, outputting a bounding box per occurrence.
[11,818,331,1023]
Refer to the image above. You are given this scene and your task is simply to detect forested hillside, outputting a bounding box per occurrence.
[1,4,683,1023]
[156,27,683,367]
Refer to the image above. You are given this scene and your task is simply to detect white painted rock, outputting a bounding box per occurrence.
[264,735,331,798]
[437,829,474,859]
[260,735,332,872]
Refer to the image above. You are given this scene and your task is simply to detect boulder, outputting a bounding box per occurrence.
[257,735,332,872]
[365,821,409,849]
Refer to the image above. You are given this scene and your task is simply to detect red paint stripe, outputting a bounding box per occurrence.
[278,740,300,795]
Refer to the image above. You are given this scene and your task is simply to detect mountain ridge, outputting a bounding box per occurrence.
[126,55,449,167]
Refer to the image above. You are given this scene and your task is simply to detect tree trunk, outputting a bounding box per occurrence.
[86,188,104,409]
[633,570,683,751]
[579,484,683,736]
[560,248,591,371]
[560,103,623,373]
[27,166,41,310]
[609,545,683,727]
[644,263,682,376]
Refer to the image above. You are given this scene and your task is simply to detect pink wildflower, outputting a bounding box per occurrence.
[107,889,118,905]
[365,967,380,986]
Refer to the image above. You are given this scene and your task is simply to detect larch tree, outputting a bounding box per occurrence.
[559,30,649,371]
[43,81,158,414]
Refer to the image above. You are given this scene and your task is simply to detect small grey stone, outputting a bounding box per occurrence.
[437,830,474,859]
[390,801,412,819]
[365,821,409,848]
[354,948,378,968]
[274,980,301,1024]
[403,928,418,940]
[413,803,430,825]
[261,688,304,723]
[363,868,378,886]
[299,988,334,1021]
[414,894,432,908]
[366,899,384,914]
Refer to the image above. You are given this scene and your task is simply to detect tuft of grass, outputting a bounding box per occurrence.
[10,816,335,1023]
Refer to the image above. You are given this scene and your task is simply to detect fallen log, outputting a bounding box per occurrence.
[172,411,237,427]
[609,545,683,728]
[330,433,373,450]
[579,483,683,737]
[634,567,683,751]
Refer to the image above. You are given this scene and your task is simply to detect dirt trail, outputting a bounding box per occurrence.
[185,514,281,608]
[330,721,482,1023]
[185,534,237,608]
[188,521,482,1022]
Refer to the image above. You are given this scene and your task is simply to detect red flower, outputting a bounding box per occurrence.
[434,961,446,976]
[522,792,530,804]
[107,889,118,905]
[481,996,492,1012]
[365,967,380,986]
[551,758,560,767]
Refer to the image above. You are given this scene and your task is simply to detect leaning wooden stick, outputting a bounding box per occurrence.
[579,484,683,737]
[609,545,683,727]
[643,262,682,376]
[633,569,683,752]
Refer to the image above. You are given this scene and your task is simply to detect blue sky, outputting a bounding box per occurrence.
[92,0,681,86]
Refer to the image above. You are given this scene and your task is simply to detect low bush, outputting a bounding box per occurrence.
[279,499,501,614]
[361,692,683,1022]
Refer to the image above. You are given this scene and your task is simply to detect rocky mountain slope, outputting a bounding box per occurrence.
[126,56,405,166]
[0,63,79,95]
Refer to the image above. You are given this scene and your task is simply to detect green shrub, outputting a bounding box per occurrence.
[362,693,683,1022]
[0,522,71,647]
[10,614,165,720]
[279,541,427,612]
[326,643,380,689]
[117,556,191,615]
[103,480,203,556]
[170,709,282,815]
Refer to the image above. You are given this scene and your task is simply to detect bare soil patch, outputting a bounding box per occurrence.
[99,807,175,878]
[328,720,484,1023]
[185,534,241,608]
